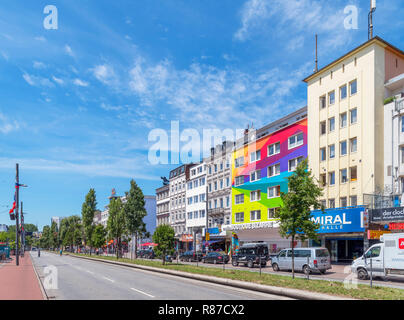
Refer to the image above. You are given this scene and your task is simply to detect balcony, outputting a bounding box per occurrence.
[208,208,226,217]
[396,98,404,112]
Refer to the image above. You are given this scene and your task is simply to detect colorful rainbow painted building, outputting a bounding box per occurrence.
[224,107,308,251]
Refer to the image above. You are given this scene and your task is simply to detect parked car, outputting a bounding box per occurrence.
[271,247,331,274]
[179,251,203,262]
[351,233,404,280]
[141,249,155,259]
[202,252,229,264]
[232,243,269,268]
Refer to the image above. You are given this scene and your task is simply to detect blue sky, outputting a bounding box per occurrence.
[0,0,403,229]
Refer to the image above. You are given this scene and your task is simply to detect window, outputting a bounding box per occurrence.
[268,186,280,198]
[250,210,261,221]
[250,170,261,182]
[198,166,203,173]
[220,179,223,189]
[329,144,335,159]
[199,194,205,202]
[214,199,217,208]
[329,91,335,105]
[340,169,348,184]
[350,196,357,206]
[320,174,326,187]
[289,156,303,171]
[268,208,280,219]
[329,117,335,132]
[208,183,212,192]
[340,112,347,128]
[235,156,244,168]
[329,172,335,186]
[288,132,304,149]
[214,181,217,190]
[340,84,347,100]
[320,95,326,109]
[235,176,244,186]
[214,164,217,172]
[194,211,198,219]
[226,177,230,187]
[320,200,326,208]
[226,196,230,207]
[268,163,280,177]
[365,246,381,259]
[320,121,326,135]
[187,212,192,220]
[188,182,193,190]
[402,116,404,133]
[194,195,199,203]
[350,166,357,182]
[235,212,244,223]
[320,148,326,161]
[187,197,193,205]
[350,79,357,96]
[250,150,261,162]
[250,190,261,202]
[401,147,404,164]
[220,162,223,171]
[340,140,347,156]
[350,138,357,153]
[200,177,205,186]
[200,210,205,218]
[194,180,198,188]
[268,142,281,156]
[235,194,244,204]
[220,198,223,208]
[340,197,347,207]
[329,199,335,208]
[350,108,357,124]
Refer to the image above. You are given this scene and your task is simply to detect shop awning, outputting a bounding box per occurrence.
[141,242,157,247]
[203,240,223,245]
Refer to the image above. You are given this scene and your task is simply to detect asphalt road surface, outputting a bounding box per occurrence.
[30,252,293,300]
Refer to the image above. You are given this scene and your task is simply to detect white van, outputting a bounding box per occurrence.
[271,247,331,274]
[351,233,404,280]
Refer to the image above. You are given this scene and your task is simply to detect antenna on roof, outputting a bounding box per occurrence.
[368,0,376,40]
[315,34,318,72]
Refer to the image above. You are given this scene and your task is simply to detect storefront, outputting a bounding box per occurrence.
[179,234,193,252]
[203,228,232,253]
[369,207,404,241]
[309,207,366,263]
[222,221,304,253]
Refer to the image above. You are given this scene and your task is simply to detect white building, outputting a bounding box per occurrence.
[384,72,404,205]
[185,163,207,236]
[156,184,170,227]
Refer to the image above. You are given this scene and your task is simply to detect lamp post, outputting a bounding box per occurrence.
[14,164,28,266]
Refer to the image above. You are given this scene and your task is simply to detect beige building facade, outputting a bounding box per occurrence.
[305,37,404,209]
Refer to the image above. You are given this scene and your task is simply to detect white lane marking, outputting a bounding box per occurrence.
[86,270,95,275]
[103,276,115,283]
[130,287,155,298]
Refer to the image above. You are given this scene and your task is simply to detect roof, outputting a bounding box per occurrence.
[303,36,404,83]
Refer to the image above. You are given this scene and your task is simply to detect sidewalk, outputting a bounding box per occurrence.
[0,254,44,300]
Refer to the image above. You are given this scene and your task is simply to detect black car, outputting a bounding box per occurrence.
[202,252,229,264]
[231,243,269,268]
[179,251,203,262]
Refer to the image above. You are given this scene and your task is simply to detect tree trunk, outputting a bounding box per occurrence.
[116,238,119,260]
[135,233,138,259]
[292,235,295,279]
[162,249,166,265]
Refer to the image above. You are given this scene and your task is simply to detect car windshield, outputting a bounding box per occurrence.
[315,249,330,257]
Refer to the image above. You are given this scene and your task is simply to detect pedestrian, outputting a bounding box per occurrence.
[38,248,40,258]
[60,248,63,256]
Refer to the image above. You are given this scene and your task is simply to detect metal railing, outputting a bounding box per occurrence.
[395,98,404,112]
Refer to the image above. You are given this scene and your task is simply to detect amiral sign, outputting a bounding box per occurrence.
[310,207,366,234]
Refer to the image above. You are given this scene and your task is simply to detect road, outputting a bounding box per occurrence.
[30,252,293,300]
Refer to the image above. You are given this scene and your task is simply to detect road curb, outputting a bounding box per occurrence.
[29,253,49,300]
[66,253,352,300]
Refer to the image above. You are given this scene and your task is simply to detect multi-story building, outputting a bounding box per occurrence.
[185,163,207,251]
[304,36,404,262]
[143,195,156,237]
[156,184,170,227]
[169,164,192,249]
[383,76,404,204]
[204,141,233,250]
[225,107,308,252]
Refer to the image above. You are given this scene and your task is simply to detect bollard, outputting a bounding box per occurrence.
[370,258,373,288]
[306,256,310,280]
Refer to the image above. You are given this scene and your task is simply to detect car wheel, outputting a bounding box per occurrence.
[303,265,311,275]
[202,259,206,263]
[358,268,368,280]
[261,261,267,267]
[319,270,326,275]
[247,260,254,268]
[232,260,238,267]
[272,263,280,272]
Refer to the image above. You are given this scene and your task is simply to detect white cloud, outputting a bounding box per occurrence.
[100,103,124,111]
[33,61,46,69]
[22,73,54,87]
[64,45,74,57]
[73,79,89,87]
[92,64,117,86]
[0,112,19,134]
[234,0,270,41]
[52,76,64,85]
[34,36,46,42]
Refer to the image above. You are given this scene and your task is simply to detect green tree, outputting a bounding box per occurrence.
[50,221,59,249]
[123,180,147,259]
[81,189,97,255]
[91,225,107,250]
[107,197,125,259]
[276,159,323,279]
[41,225,51,249]
[152,225,175,265]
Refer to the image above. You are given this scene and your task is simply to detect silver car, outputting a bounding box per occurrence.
[271,247,331,274]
